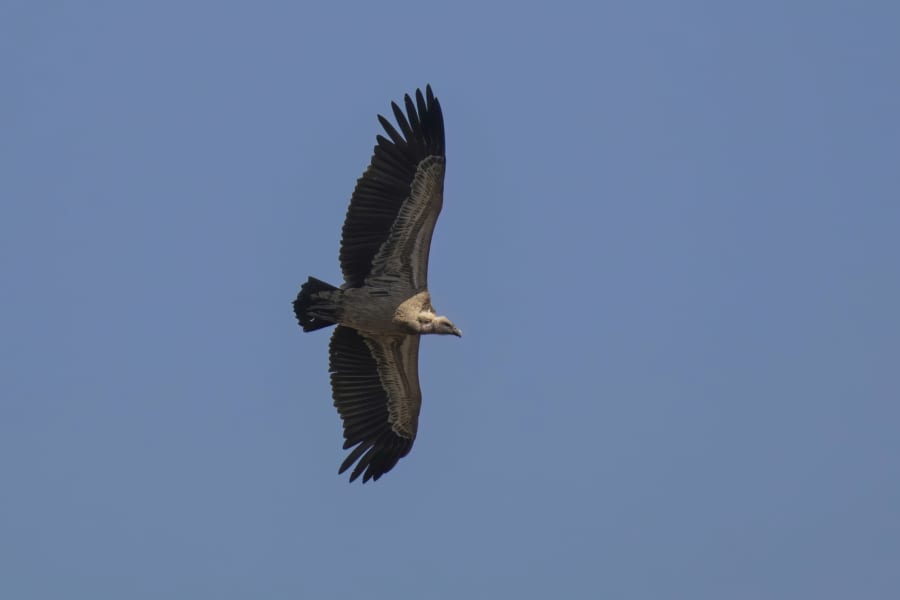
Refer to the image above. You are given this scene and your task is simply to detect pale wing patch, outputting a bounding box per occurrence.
[366,155,445,290]
[363,335,422,438]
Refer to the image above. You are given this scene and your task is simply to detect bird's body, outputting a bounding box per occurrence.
[293,86,460,483]
[300,283,436,335]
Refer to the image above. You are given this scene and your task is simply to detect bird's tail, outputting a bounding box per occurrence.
[293,276,342,332]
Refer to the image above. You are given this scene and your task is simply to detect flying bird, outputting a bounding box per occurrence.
[293,85,460,483]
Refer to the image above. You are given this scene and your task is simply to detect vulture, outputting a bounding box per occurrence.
[293,85,460,483]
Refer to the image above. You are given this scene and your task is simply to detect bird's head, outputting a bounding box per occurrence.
[423,315,462,337]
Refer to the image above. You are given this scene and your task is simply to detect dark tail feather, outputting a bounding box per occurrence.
[293,277,341,332]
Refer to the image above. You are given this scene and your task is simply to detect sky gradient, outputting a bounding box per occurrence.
[3,1,899,598]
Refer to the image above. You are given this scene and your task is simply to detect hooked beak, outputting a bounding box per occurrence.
[452,327,463,338]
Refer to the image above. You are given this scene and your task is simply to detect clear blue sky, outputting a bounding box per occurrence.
[2,1,899,598]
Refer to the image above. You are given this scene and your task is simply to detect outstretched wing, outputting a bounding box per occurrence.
[328,326,422,482]
[339,85,445,289]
